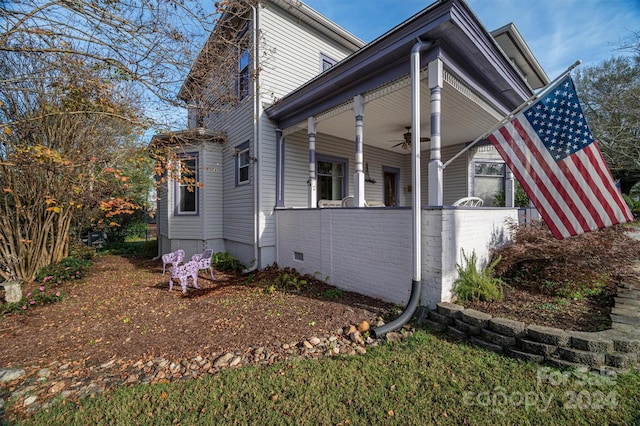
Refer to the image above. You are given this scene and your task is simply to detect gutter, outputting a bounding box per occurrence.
[372,38,432,338]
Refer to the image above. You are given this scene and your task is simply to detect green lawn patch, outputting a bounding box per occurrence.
[20,329,640,425]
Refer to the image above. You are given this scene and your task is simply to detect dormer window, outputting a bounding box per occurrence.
[320,53,336,72]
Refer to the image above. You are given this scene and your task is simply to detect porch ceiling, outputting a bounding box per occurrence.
[291,71,504,153]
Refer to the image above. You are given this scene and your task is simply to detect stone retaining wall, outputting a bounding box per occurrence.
[426,302,640,372]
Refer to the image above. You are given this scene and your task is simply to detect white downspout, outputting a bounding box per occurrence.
[373,38,432,338]
[245,4,260,273]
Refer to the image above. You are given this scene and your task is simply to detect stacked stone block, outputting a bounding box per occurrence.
[426,302,640,372]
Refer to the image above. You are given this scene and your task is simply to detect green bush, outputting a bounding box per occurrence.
[1,257,87,315]
[623,194,640,218]
[69,241,98,260]
[212,251,244,272]
[103,239,158,257]
[35,257,91,284]
[453,249,503,303]
[1,284,65,315]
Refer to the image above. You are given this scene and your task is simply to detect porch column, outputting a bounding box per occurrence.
[308,116,317,208]
[275,128,284,207]
[505,167,515,208]
[354,95,365,207]
[428,58,443,206]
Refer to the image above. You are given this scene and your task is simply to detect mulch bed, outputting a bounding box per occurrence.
[0,255,392,368]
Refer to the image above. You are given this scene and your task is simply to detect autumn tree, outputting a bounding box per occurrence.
[0,51,146,280]
[0,0,265,280]
[574,49,640,194]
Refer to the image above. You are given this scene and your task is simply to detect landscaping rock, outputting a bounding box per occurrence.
[0,368,26,383]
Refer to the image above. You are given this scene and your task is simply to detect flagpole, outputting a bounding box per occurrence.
[441,59,582,170]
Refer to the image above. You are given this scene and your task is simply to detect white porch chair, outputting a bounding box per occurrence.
[318,199,343,208]
[341,196,354,207]
[452,196,484,207]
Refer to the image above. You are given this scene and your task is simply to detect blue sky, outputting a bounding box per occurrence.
[303,0,639,80]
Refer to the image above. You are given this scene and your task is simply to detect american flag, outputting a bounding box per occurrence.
[488,76,633,239]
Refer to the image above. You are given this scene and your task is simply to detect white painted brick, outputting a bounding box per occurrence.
[276,208,518,307]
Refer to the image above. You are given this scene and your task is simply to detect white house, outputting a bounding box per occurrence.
[152,0,548,319]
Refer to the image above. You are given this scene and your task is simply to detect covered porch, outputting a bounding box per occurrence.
[265,0,547,312]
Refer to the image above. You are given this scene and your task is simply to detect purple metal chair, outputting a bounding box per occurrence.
[191,249,215,280]
[169,260,200,293]
[162,249,185,276]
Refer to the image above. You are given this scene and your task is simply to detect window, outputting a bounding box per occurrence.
[176,154,198,214]
[236,141,250,186]
[473,161,505,206]
[317,155,348,201]
[238,47,250,99]
[237,23,250,100]
[320,53,336,72]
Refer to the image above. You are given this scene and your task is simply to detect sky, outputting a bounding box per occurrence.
[302,0,639,80]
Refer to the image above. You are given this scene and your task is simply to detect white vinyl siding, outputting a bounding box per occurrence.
[441,144,470,206]
[202,143,224,241]
[282,132,409,207]
[259,3,357,103]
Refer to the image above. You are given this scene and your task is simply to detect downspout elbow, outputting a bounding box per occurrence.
[411,38,432,54]
[371,280,421,339]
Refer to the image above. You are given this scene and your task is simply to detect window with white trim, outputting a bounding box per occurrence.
[317,155,348,201]
[176,154,198,214]
[473,161,505,206]
[236,142,250,186]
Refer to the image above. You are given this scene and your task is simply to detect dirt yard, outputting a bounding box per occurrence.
[0,255,392,368]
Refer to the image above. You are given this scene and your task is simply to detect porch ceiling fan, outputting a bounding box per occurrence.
[389,126,430,150]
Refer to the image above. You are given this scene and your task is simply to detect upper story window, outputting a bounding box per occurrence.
[238,48,250,99]
[320,53,337,72]
[237,23,251,100]
[176,154,199,214]
[236,141,250,186]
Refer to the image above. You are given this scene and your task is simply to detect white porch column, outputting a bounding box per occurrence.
[354,95,365,207]
[308,116,317,208]
[428,58,443,206]
[505,167,515,207]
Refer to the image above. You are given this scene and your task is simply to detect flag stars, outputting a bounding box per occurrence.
[523,76,594,162]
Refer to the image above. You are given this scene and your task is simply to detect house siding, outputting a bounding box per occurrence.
[259,3,357,105]
[175,3,360,267]
[442,144,470,205]
[282,131,410,207]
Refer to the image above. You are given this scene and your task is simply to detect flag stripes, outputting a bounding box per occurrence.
[488,100,633,239]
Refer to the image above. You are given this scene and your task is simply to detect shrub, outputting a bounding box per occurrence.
[453,249,503,303]
[69,241,98,260]
[1,283,65,316]
[623,194,640,218]
[104,239,158,257]
[212,251,244,272]
[492,221,640,297]
[35,256,91,284]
